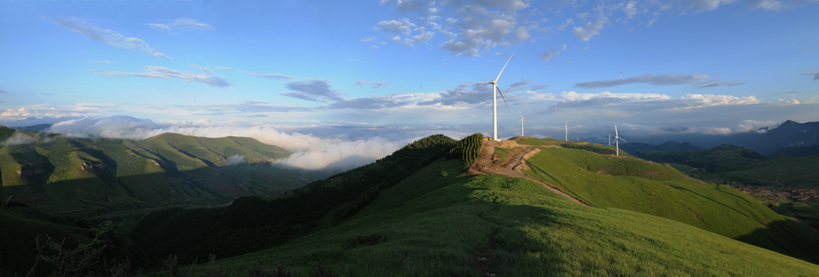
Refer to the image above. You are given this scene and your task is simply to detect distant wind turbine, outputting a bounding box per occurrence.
[564,122,568,141]
[614,125,626,156]
[518,110,525,137]
[474,53,513,141]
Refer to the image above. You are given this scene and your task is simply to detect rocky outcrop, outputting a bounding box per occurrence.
[80,162,107,171]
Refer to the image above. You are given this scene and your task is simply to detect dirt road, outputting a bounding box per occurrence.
[468,140,592,207]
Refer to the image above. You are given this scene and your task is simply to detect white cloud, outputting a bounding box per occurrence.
[48,17,171,59]
[0,103,110,122]
[749,0,785,10]
[225,155,245,165]
[96,65,229,87]
[148,18,213,31]
[242,71,293,80]
[735,120,779,133]
[681,94,759,107]
[623,1,639,18]
[46,116,409,171]
[375,18,417,35]
[779,98,800,104]
[682,0,738,11]
[404,31,435,46]
[354,80,388,88]
[576,74,709,88]
[540,48,561,62]
[573,15,608,41]
[361,37,376,42]
[281,79,343,102]
[2,132,55,146]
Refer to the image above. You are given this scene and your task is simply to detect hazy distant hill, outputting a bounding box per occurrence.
[769,145,819,157]
[11,123,53,133]
[619,140,705,154]
[0,125,325,218]
[585,120,819,156]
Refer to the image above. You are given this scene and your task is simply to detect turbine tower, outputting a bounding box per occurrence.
[564,122,568,141]
[475,53,513,141]
[608,133,611,146]
[614,125,626,156]
[518,110,525,137]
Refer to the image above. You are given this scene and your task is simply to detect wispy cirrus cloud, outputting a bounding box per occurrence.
[281,80,343,102]
[243,71,293,80]
[95,65,229,87]
[234,101,312,113]
[148,18,213,32]
[575,74,709,88]
[694,79,745,88]
[48,17,170,59]
[354,80,387,88]
[574,15,608,41]
[801,71,819,80]
[215,67,292,80]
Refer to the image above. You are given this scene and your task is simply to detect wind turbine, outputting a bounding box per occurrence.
[475,53,513,141]
[614,125,626,156]
[518,110,525,137]
[564,122,568,141]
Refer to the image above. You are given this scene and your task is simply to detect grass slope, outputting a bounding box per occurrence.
[203,159,819,276]
[518,139,819,263]
[127,135,457,266]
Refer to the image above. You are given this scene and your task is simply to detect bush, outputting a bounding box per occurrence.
[446,133,484,168]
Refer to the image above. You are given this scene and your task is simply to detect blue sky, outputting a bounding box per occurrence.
[1,0,818,148]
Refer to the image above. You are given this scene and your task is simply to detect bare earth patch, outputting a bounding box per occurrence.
[468,140,591,207]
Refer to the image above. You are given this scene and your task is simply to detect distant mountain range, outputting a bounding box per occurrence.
[0,125,327,218]
[616,120,819,156]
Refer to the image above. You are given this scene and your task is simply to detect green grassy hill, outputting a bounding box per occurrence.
[200,150,819,276]
[108,135,819,276]
[628,142,819,188]
[128,135,457,265]
[517,138,819,263]
[0,126,322,218]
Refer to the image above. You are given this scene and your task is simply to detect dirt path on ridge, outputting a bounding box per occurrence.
[468,140,591,207]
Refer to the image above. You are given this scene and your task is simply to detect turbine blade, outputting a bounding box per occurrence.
[615,125,618,137]
[518,109,522,118]
[496,85,510,112]
[496,52,515,82]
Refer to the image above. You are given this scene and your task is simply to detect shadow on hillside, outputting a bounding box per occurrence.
[736,218,819,265]
[4,163,332,218]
